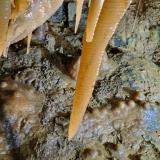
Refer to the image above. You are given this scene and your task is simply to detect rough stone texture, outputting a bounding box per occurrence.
[0,79,44,160]
[0,0,159,159]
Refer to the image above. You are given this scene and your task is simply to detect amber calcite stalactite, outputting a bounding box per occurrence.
[75,0,85,33]
[69,0,130,139]
[0,0,11,56]
[85,0,105,42]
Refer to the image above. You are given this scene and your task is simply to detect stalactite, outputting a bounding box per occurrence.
[69,0,130,139]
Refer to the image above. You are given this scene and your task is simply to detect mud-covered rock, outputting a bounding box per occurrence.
[0,79,44,159]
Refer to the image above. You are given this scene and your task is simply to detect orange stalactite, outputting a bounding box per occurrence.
[0,0,11,56]
[75,0,85,33]
[85,0,104,42]
[69,0,130,139]
[0,0,132,139]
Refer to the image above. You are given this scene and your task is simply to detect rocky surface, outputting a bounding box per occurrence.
[0,0,159,159]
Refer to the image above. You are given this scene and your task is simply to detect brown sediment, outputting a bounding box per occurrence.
[0,78,44,155]
[67,57,80,80]
[0,79,43,113]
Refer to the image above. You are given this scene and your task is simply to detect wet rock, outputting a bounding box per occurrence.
[68,2,76,27]
[75,98,160,160]
[0,79,44,158]
[80,142,107,160]
[36,135,81,160]
[32,23,49,44]
[152,48,160,66]
[45,34,56,53]
[50,6,66,23]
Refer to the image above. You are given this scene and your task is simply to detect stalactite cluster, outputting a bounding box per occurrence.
[0,0,131,138]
